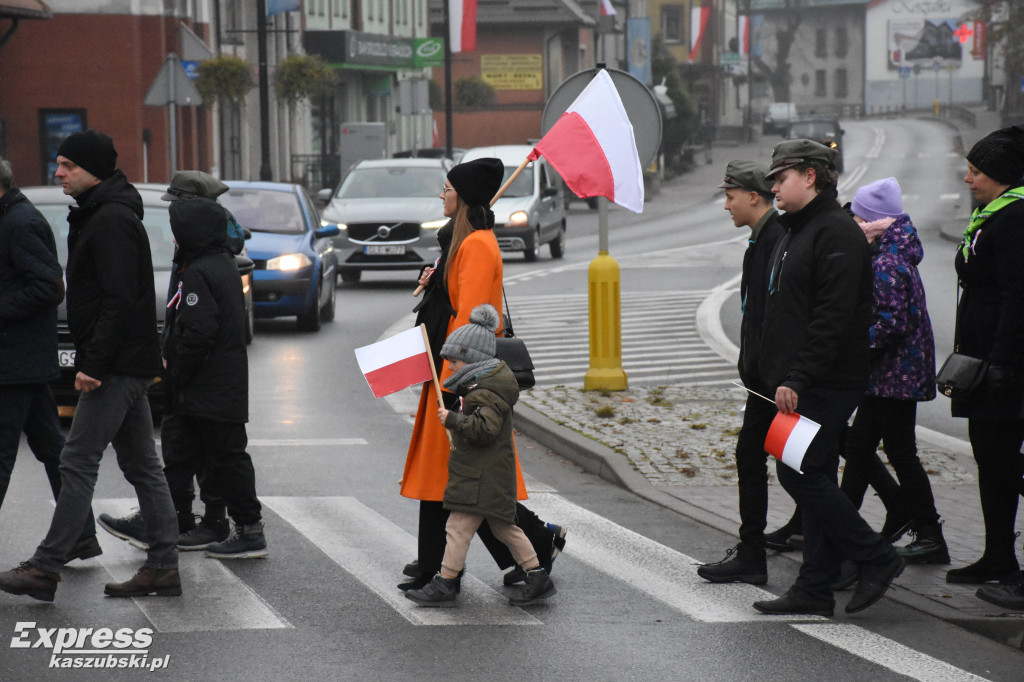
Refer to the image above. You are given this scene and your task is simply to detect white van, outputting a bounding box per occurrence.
[460,145,567,262]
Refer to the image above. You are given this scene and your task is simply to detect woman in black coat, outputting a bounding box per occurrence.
[946,127,1024,603]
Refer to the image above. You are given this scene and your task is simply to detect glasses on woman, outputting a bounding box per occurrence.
[441,186,453,194]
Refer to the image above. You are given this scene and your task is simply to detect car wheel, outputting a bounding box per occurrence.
[550,223,566,259]
[244,294,255,345]
[340,269,361,284]
[321,275,336,323]
[297,280,323,332]
[524,228,540,262]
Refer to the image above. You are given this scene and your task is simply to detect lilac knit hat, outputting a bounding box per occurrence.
[851,177,903,222]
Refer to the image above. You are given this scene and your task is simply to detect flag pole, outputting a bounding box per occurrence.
[731,380,777,405]
[420,324,453,444]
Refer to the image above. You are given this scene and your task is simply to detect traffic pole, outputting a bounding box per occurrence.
[584,196,627,391]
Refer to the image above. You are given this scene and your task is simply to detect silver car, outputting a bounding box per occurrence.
[319,158,451,283]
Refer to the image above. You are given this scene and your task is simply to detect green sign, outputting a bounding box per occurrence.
[414,38,444,68]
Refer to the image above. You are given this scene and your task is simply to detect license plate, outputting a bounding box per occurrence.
[58,350,76,368]
[364,244,405,255]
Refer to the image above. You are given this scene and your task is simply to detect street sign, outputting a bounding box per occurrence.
[144,53,202,106]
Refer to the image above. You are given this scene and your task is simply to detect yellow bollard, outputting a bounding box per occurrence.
[934,100,940,117]
[584,251,628,391]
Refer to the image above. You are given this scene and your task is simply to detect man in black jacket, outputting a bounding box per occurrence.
[698,160,785,585]
[0,157,99,561]
[751,139,903,617]
[0,130,180,601]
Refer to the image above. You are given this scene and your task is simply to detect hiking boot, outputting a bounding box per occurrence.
[64,535,103,564]
[897,522,950,565]
[764,518,802,552]
[0,562,60,602]
[98,511,149,550]
[204,522,268,559]
[503,565,527,586]
[405,574,459,607]
[697,543,767,585]
[830,560,858,591]
[399,569,462,592]
[946,555,1019,584]
[753,587,834,617]
[846,554,905,613]
[976,571,1024,610]
[509,567,556,606]
[177,517,230,551]
[104,567,181,597]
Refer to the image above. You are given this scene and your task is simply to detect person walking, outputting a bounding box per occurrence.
[406,305,556,607]
[0,156,99,563]
[697,160,784,585]
[401,157,565,592]
[941,127,1024,608]
[0,130,180,601]
[750,139,904,618]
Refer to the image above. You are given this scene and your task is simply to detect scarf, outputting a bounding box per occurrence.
[443,358,500,392]
[961,187,1024,260]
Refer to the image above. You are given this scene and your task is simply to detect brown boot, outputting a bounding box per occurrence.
[0,561,60,602]
[104,566,182,597]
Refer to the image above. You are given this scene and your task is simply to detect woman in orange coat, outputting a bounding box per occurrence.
[400,157,564,591]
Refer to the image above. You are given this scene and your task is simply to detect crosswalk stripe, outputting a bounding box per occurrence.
[263,496,542,627]
[93,498,291,633]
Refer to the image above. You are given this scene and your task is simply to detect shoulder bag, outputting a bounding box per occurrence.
[936,282,987,399]
[495,289,536,390]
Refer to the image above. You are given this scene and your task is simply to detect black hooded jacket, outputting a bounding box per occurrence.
[165,198,248,423]
[65,170,161,380]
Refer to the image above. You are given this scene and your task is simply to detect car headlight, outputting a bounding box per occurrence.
[421,218,448,229]
[508,210,529,227]
[322,219,346,230]
[265,253,312,271]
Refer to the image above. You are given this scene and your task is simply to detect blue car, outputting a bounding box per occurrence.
[220,181,340,331]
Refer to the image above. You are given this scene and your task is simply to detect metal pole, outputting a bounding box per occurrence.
[442,0,454,160]
[169,54,177,177]
[256,0,272,181]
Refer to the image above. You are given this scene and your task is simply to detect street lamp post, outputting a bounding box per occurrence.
[256,0,272,181]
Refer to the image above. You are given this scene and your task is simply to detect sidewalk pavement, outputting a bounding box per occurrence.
[515,107,1024,650]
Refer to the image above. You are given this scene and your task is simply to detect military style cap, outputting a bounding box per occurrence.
[766,139,836,178]
[162,170,229,201]
[718,160,774,195]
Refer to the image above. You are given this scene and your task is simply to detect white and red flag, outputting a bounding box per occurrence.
[528,69,644,213]
[763,411,820,473]
[600,0,616,16]
[690,5,711,60]
[448,0,477,53]
[738,15,750,56]
[355,326,434,399]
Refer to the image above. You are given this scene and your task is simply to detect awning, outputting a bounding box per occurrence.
[0,1,51,19]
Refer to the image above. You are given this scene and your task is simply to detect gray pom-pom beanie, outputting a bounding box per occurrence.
[441,304,500,364]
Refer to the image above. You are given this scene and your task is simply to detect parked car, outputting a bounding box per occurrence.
[219,181,340,331]
[788,116,845,173]
[22,185,255,419]
[317,157,451,283]
[460,145,567,261]
[762,102,798,136]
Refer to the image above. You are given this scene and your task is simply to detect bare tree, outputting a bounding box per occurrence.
[752,0,803,102]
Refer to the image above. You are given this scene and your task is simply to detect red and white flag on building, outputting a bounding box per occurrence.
[690,5,712,60]
[763,411,820,473]
[738,15,750,56]
[355,326,434,399]
[528,70,644,213]
[448,0,477,53]
[600,0,616,16]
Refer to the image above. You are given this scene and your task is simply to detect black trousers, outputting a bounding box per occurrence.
[160,412,226,516]
[968,417,1024,561]
[734,392,778,547]
[417,500,554,574]
[163,415,261,526]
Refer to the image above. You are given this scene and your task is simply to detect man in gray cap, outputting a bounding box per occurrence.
[698,160,785,585]
[749,139,903,617]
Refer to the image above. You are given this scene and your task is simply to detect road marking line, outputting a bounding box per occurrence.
[93,498,292,633]
[792,624,991,682]
[263,496,542,627]
[939,193,961,201]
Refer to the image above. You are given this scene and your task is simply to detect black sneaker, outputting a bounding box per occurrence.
[846,555,905,614]
[753,587,833,617]
[830,560,858,591]
[764,524,801,552]
[177,518,230,551]
[503,565,527,586]
[405,575,459,607]
[697,543,767,585]
[204,522,268,559]
[976,571,1024,610]
[98,511,149,550]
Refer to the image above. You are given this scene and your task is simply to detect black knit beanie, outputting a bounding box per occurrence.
[966,126,1024,186]
[447,157,505,207]
[57,130,117,180]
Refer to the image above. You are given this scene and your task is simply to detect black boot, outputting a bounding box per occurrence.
[897,522,950,564]
[509,567,556,606]
[946,554,1019,584]
[404,574,459,607]
[764,511,802,552]
[697,543,767,585]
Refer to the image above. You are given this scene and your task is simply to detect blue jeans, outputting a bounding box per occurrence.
[0,383,96,538]
[776,388,896,601]
[31,375,178,574]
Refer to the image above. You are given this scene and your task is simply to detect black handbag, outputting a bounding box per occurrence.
[936,282,988,399]
[495,289,535,390]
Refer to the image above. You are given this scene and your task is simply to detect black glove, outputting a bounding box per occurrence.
[986,364,1019,395]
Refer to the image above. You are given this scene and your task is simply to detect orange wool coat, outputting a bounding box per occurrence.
[400,229,529,501]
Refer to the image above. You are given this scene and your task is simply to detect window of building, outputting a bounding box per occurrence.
[815,29,826,58]
[835,68,848,98]
[835,27,848,58]
[815,69,827,97]
[661,5,683,44]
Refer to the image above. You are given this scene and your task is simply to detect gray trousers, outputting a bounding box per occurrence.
[31,375,178,574]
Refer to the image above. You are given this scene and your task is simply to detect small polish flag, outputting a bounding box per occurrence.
[449,0,477,53]
[600,0,616,16]
[738,16,750,56]
[528,69,644,213]
[355,326,435,399]
[690,6,712,61]
[763,412,820,473]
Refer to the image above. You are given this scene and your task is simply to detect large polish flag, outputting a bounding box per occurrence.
[690,6,712,60]
[355,326,434,399]
[763,411,821,473]
[449,0,477,53]
[528,70,644,213]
